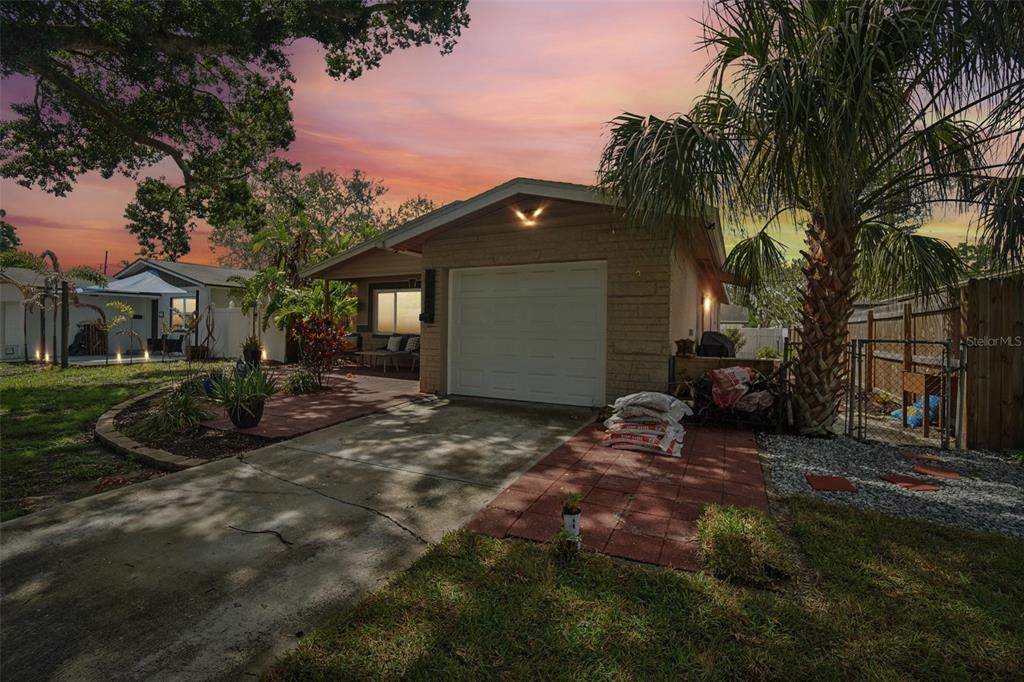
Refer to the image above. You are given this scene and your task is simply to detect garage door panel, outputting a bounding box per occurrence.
[449,262,606,407]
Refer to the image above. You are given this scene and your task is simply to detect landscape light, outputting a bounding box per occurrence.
[116,351,122,363]
[261,348,267,361]
[144,350,150,361]
[35,349,41,361]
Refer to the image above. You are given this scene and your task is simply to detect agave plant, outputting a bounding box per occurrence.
[209,366,278,428]
[599,0,1022,435]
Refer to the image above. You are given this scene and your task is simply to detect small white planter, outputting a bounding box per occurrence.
[562,511,581,538]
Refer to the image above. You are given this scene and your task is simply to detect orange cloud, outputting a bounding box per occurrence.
[1,1,973,268]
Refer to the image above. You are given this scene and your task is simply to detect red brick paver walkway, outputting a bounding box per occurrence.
[203,371,423,439]
[467,423,767,571]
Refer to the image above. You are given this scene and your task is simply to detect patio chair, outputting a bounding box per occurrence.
[359,335,419,373]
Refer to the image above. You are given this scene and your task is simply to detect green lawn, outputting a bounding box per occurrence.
[0,361,197,521]
[266,497,1024,680]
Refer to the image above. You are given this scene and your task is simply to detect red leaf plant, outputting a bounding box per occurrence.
[291,314,347,388]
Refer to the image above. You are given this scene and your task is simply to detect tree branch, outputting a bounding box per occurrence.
[24,55,193,184]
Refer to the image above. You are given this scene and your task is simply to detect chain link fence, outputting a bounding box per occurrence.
[846,339,962,449]
[782,337,964,448]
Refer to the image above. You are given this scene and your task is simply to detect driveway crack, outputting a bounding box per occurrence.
[237,456,427,544]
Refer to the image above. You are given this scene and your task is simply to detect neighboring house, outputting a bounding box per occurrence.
[719,303,750,329]
[0,267,137,361]
[0,260,286,362]
[114,259,287,362]
[303,177,730,407]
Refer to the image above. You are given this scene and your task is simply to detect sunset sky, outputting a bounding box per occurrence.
[1,0,973,271]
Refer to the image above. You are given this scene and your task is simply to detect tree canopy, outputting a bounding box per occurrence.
[211,163,435,272]
[0,210,20,251]
[0,0,469,257]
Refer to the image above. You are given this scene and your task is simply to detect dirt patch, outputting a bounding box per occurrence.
[115,393,279,459]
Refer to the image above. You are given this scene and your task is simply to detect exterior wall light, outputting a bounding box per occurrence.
[513,205,544,227]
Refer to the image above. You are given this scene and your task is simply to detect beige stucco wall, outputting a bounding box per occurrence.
[670,240,702,348]
[417,201,683,402]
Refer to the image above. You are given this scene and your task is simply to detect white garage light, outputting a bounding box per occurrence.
[513,205,544,227]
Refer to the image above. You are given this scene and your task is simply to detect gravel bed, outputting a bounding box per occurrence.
[759,434,1024,538]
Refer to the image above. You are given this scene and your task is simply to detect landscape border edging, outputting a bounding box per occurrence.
[94,387,207,471]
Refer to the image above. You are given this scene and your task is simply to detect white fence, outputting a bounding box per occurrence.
[733,327,788,358]
[211,307,287,362]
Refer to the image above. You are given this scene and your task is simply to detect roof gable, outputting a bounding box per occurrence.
[116,259,255,287]
[303,177,723,279]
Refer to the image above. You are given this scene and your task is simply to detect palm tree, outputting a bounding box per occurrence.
[598,0,1022,435]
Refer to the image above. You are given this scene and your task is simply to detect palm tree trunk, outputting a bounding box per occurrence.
[792,215,858,435]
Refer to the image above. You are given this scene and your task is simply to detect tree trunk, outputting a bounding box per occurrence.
[792,215,858,435]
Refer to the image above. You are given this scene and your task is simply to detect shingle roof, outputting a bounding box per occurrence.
[0,266,108,290]
[116,259,255,287]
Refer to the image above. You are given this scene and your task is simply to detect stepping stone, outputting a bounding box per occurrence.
[902,452,944,463]
[880,474,942,492]
[912,463,961,480]
[805,474,857,492]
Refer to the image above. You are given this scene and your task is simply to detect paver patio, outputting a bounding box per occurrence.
[203,369,424,438]
[467,422,766,570]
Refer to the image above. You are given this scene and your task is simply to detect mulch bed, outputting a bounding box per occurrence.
[114,393,278,460]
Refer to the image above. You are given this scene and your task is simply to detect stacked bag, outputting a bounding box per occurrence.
[603,391,693,458]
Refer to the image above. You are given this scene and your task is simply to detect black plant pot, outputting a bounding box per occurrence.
[242,349,260,366]
[228,400,265,429]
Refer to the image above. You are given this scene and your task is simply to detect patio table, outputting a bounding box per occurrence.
[357,350,399,373]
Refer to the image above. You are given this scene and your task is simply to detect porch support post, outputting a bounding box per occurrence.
[865,310,874,392]
[60,281,69,368]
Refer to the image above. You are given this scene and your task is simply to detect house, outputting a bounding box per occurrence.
[718,303,751,329]
[113,259,288,362]
[0,267,134,362]
[0,260,287,362]
[302,178,730,407]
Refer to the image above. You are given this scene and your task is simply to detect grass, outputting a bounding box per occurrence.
[266,497,1024,680]
[0,361,199,521]
[697,504,794,586]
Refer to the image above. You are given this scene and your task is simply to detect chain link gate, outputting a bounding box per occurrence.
[845,338,963,449]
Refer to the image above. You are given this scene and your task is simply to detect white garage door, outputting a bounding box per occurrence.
[448,261,607,406]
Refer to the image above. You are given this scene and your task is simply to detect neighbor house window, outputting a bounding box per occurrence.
[169,297,197,330]
[374,289,421,334]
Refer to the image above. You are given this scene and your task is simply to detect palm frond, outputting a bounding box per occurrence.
[722,228,787,305]
[598,106,740,227]
[856,222,966,299]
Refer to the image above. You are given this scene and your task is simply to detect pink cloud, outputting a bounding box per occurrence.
[1,0,970,268]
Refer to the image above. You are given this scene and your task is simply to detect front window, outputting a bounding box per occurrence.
[374,289,420,334]
[169,296,197,330]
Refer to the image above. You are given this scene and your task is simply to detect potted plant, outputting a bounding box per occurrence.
[210,365,278,429]
[241,335,261,366]
[561,492,582,540]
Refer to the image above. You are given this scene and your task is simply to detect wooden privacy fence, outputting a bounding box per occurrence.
[792,273,1023,450]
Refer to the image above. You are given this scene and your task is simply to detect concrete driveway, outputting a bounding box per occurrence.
[0,398,592,681]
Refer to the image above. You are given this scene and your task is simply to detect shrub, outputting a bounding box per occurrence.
[291,314,347,387]
[129,382,213,439]
[697,504,793,586]
[241,335,261,352]
[285,368,318,395]
[722,327,746,353]
[754,344,781,360]
[209,365,278,417]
